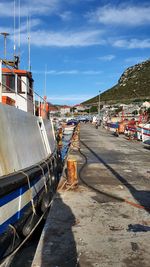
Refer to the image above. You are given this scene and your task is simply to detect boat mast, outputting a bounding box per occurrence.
[27,15,31,71]
[44,64,47,98]
[18,0,21,64]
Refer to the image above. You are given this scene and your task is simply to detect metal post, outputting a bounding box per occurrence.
[15,74,18,107]
[98,90,101,118]
[0,60,2,102]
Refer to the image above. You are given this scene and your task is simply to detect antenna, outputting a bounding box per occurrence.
[18,0,21,60]
[0,32,10,59]
[27,14,31,71]
[14,0,16,56]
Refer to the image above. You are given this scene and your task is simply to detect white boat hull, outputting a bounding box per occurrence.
[0,104,60,261]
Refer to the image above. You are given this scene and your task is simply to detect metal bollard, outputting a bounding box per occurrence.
[67,158,78,186]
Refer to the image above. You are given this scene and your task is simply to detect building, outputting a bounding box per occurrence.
[49,105,59,115]
[60,105,71,115]
[74,104,86,113]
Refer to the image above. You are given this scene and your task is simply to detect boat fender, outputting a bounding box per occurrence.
[41,191,53,212]
[56,154,63,175]
[49,172,56,187]
[51,171,59,191]
[22,214,39,237]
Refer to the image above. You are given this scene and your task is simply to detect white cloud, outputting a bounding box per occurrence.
[88,4,150,26]
[0,0,60,17]
[48,70,79,75]
[33,69,102,75]
[82,70,102,75]
[59,11,72,21]
[48,95,91,101]
[47,94,94,104]
[98,54,115,61]
[20,29,105,47]
[112,38,150,49]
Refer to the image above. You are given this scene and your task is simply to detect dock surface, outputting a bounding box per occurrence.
[32,123,150,267]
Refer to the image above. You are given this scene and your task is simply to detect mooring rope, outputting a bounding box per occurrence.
[19,171,36,214]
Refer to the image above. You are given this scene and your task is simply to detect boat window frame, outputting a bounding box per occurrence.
[2,73,15,93]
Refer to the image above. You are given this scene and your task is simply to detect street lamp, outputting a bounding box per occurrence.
[98,90,101,118]
[1,32,9,59]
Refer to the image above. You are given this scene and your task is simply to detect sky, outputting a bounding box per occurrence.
[0,0,150,106]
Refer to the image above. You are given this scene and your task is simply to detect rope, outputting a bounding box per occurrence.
[58,180,67,191]
[53,156,57,169]
[0,159,57,264]
[43,160,51,179]
[36,164,48,193]
[8,224,19,252]
[0,198,53,265]
[19,171,36,214]
[65,181,78,191]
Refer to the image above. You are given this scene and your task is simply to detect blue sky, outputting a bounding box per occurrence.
[0,0,150,105]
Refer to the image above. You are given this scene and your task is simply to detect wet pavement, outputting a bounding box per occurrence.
[32,123,150,267]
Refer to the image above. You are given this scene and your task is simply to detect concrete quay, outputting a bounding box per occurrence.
[32,123,150,267]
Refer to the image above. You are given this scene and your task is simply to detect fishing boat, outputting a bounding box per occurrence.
[0,57,61,263]
[105,116,120,133]
[142,123,150,145]
[136,124,144,141]
[63,125,75,135]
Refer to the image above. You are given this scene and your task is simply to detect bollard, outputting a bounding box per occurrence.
[57,128,63,148]
[67,158,78,186]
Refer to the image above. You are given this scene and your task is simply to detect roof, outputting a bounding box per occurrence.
[2,68,32,77]
[49,106,58,111]
[60,105,71,108]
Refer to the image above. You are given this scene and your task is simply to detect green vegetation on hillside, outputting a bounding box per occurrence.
[83,59,150,105]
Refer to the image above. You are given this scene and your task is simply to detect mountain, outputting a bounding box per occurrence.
[83,59,150,105]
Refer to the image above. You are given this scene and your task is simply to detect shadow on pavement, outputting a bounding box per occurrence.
[41,193,80,267]
[81,140,150,213]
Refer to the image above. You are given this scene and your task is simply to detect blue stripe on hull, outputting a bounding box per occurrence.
[0,175,42,207]
[0,186,45,235]
[0,201,31,235]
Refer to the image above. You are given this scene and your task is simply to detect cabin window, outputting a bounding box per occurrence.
[2,74,15,92]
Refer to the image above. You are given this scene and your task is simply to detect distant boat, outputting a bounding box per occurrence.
[63,125,75,135]
[142,123,150,145]
[0,57,61,263]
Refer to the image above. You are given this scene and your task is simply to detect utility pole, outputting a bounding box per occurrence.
[1,32,9,59]
[98,90,101,118]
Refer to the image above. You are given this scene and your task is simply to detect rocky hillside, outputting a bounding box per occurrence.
[83,59,150,105]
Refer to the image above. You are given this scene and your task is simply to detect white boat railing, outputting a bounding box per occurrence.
[0,59,47,116]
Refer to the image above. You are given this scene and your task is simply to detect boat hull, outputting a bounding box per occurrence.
[142,124,150,145]
[0,104,60,262]
[0,154,59,261]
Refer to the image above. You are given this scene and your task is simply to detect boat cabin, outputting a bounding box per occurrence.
[1,68,34,113]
